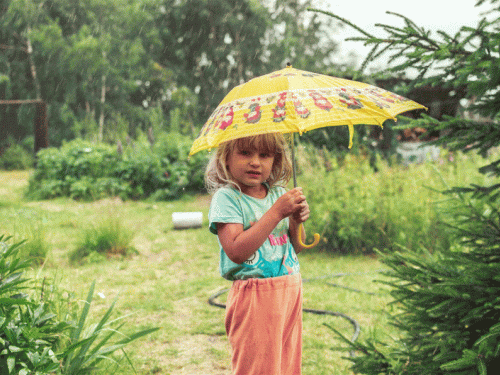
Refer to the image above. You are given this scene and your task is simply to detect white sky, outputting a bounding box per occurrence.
[314,0,494,71]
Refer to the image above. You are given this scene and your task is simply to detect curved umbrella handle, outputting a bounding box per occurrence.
[298,223,320,249]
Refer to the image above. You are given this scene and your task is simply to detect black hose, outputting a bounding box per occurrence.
[207,270,386,357]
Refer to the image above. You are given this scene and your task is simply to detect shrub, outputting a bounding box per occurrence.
[0,143,34,170]
[27,133,208,201]
[331,191,500,374]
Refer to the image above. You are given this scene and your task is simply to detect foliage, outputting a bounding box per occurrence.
[300,147,496,255]
[0,235,62,374]
[27,132,208,201]
[0,141,34,171]
[1,0,344,147]
[311,1,500,373]
[156,0,341,121]
[58,280,159,375]
[330,191,500,374]
[71,217,137,264]
[0,234,159,374]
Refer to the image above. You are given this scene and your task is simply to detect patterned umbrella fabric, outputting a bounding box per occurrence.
[189,65,425,156]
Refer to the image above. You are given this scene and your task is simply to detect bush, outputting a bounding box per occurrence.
[0,143,34,170]
[331,191,500,374]
[27,133,208,201]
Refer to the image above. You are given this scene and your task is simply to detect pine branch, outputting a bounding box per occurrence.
[306,7,376,39]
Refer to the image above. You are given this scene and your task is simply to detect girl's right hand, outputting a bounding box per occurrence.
[273,187,306,220]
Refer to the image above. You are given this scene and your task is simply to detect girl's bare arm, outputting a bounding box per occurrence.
[217,187,306,264]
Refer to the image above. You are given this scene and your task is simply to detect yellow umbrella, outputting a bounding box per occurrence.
[190,64,426,247]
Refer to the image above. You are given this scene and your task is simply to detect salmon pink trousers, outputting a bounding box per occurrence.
[225,273,303,375]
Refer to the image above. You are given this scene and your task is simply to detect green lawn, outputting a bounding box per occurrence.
[1,170,395,374]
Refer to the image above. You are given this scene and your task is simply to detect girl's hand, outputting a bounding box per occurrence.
[292,196,310,223]
[273,187,307,220]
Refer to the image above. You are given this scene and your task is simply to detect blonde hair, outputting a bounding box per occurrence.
[205,133,293,194]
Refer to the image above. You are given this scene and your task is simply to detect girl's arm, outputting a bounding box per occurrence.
[217,187,306,264]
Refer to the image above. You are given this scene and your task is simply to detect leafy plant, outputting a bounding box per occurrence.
[59,281,159,375]
[0,235,64,374]
[27,134,208,201]
[330,191,500,374]
[0,235,159,374]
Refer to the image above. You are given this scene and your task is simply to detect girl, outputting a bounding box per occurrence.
[206,132,310,375]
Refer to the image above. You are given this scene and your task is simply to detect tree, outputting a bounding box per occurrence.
[1,0,346,146]
[0,0,171,145]
[154,0,342,120]
[310,1,500,374]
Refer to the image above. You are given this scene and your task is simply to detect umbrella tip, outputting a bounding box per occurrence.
[286,62,292,68]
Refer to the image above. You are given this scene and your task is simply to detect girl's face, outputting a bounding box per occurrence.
[226,144,275,197]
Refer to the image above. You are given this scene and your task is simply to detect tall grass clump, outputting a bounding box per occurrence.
[18,222,50,266]
[71,217,136,264]
[6,208,50,266]
[300,146,497,254]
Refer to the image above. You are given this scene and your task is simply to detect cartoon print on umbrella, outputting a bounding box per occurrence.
[217,106,234,130]
[244,99,262,124]
[387,91,409,103]
[308,90,333,111]
[301,73,318,78]
[198,106,221,138]
[272,92,287,122]
[338,88,364,110]
[363,88,395,109]
[291,93,310,118]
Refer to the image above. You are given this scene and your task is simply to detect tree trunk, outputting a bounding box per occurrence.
[98,73,106,142]
[26,27,42,100]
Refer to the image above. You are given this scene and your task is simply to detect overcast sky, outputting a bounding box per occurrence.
[313,0,493,71]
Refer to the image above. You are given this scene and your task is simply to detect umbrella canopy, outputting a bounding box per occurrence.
[189,64,426,156]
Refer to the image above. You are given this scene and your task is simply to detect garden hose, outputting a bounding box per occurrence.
[207,270,386,358]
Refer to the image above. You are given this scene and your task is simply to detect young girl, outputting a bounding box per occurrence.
[206,132,310,374]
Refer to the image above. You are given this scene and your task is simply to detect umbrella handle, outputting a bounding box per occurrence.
[298,223,320,249]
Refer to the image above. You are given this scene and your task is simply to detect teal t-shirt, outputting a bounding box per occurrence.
[209,184,300,280]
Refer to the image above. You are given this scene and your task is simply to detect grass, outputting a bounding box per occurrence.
[3,147,496,374]
[0,169,396,374]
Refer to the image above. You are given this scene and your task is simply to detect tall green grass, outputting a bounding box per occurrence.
[299,147,498,254]
[71,216,137,264]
